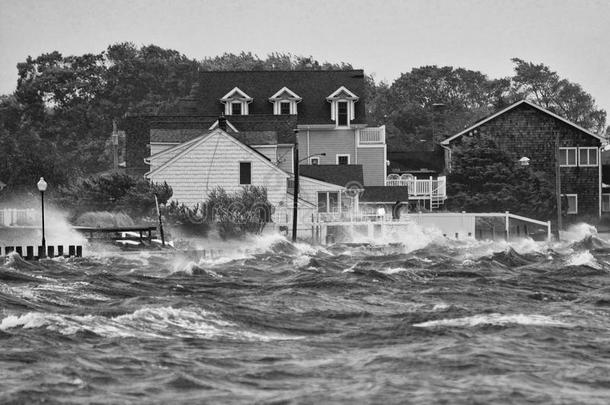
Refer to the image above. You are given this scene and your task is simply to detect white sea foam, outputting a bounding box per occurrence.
[565,250,602,270]
[0,306,301,341]
[413,313,569,328]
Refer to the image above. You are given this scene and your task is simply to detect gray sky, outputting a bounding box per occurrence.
[1,0,609,116]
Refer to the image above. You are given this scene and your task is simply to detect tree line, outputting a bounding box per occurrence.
[0,42,607,193]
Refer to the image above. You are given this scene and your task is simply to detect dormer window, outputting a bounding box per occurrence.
[269,87,302,115]
[220,87,252,116]
[327,86,359,127]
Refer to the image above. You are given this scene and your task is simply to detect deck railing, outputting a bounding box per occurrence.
[386,176,447,198]
[358,126,385,144]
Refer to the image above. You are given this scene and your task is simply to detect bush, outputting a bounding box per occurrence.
[162,186,273,239]
[51,173,172,220]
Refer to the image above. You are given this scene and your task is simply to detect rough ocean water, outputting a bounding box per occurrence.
[1,224,610,404]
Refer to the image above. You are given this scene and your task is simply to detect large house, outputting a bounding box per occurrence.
[123,70,447,226]
[441,100,605,219]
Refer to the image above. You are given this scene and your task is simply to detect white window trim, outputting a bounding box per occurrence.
[559,147,577,167]
[310,157,320,165]
[336,154,350,164]
[563,194,578,214]
[602,193,610,212]
[578,147,599,167]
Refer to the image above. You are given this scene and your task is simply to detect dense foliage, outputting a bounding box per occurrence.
[446,134,556,219]
[50,173,172,219]
[0,41,606,198]
[163,186,273,239]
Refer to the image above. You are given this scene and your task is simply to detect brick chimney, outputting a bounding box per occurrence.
[218,113,227,131]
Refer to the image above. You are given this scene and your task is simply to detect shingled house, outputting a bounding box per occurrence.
[441,100,604,219]
[123,70,419,221]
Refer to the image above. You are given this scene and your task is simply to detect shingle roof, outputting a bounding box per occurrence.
[442,99,605,144]
[149,115,297,145]
[359,186,411,203]
[176,70,367,125]
[299,165,364,187]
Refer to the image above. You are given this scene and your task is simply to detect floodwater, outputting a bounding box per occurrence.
[1,224,610,404]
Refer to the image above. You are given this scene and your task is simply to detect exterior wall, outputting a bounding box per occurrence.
[150,143,177,157]
[277,145,294,173]
[298,128,387,186]
[357,146,386,186]
[252,145,277,163]
[149,142,194,170]
[147,132,288,207]
[448,104,601,218]
[298,129,357,165]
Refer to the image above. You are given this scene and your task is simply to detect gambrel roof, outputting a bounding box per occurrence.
[442,99,605,145]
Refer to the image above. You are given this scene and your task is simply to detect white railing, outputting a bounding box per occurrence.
[0,208,37,226]
[358,126,385,144]
[385,176,447,198]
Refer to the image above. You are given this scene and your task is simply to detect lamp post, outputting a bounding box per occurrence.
[37,177,47,257]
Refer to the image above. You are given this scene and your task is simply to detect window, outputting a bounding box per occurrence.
[563,194,578,214]
[326,86,358,127]
[269,87,301,116]
[337,154,350,165]
[310,157,320,165]
[337,101,348,126]
[578,147,598,166]
[317,192,327,213]
[317,191,340,213]
[280,102,291,115]
[328,192,339,212]
[603,194,610,212]
[231,102,242,115]
[239,162,251,185]
[559,147,577,167]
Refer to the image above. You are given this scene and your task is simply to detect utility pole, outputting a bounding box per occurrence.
[292,130,299,242]
[112,119,119,171]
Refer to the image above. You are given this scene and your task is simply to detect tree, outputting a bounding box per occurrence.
[381,66,512,151]
[510,58,606,134]
[446,134,556,219]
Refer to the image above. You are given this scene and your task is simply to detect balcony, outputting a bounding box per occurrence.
[386,174,447,198]
[357,125,385,145]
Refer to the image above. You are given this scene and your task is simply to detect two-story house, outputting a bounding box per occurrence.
[124,70,422,222]
[441,99,604,220]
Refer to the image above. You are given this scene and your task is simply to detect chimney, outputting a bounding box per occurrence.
[218,113,227,131]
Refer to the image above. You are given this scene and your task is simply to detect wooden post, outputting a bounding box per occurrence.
[505,211,510,241]
[155,194,166,246]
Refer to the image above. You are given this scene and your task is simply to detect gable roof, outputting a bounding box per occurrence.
[146,128,289,178]
[269,87,302,101]
[326,86,359,100]
[175,70,367,125]
[299,164,364,187]
[442,99,605,145]
[220,87,253,101]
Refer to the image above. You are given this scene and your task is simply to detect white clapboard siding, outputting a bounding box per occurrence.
[148,131,288,207]
[297,176,344,207]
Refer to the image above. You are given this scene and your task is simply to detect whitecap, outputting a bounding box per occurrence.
[413,313,569,328]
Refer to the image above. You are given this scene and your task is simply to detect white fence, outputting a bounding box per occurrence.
[386,176,447,198]
[0,209,38,226]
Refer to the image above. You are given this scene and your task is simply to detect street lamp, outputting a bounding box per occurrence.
[37,177,47,257]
